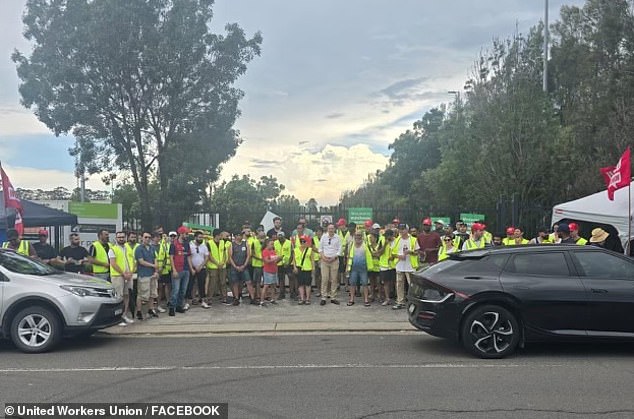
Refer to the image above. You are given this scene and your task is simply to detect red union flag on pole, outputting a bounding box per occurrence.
[0,164,24,235]
[600,147,631,201]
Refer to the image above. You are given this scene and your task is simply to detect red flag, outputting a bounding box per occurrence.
[600,147,631,201]
[1,165,25,234]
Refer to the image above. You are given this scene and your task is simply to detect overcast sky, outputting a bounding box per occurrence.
[0,0,584,205]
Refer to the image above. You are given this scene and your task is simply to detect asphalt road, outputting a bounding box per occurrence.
[1,334,634,419]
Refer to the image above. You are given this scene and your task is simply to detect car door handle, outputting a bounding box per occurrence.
[591,288,608,293]
[464,276,482,279]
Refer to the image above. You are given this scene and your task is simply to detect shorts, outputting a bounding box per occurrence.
[137,276,151,301]
[111,276,130,298]
[349,270,369,286]
[150,276,158,299]
[297,270,312,286]
[159,272,171,285]
[230,268,251,284]
[263,271,277,285]
[380,269,396,283]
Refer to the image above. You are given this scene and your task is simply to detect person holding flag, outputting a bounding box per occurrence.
[1,163,25,237]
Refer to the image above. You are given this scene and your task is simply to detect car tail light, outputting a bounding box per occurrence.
[412,277,469,303]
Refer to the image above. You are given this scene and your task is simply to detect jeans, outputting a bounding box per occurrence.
[171,270,190,309]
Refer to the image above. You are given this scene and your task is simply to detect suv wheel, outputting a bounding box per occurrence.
[10,306,61,353]
[461,305,519,359]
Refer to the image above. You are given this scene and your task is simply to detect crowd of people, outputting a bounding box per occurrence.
[0,215,624,326]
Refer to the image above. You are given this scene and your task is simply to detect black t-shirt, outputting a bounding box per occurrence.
[266,228,285,238]
[60,245,90,273]
[32,242,58,260]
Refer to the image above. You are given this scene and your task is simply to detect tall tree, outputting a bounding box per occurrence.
[13,0,262,230]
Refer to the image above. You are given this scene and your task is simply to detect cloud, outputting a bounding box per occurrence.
[219,142,389,205]
[379,77,428,99]
[1,164,106,191]
[325,112,345,119]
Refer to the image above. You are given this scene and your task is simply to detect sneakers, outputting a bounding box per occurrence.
[156,306,167,313]
[122,314,134,324]
[118,321,128,327]
[320,299,326,306]
[331,299,340,305]
[201,301,210,309]
[148,309,159,318]
[392,304,405,310]
[168,308,175,316]
[183,303,190,311]
[175,306,186,313]
[136,311,143,321]
[232,300,240,306]
[381,300,391,306]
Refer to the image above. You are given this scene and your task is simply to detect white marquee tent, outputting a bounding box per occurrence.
[551,184,633,250]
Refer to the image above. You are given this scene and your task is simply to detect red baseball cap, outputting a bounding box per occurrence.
[177,226,189,234]
[506,227,515,235]
[471,223,485,232]
[38,229,48,236]
[364,220,373,228]
[336,218,347,226]
[569,222,579,232]
[422,218,432,226]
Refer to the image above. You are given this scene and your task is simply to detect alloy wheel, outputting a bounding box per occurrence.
[469,311,515,355]
[17,313,52,348]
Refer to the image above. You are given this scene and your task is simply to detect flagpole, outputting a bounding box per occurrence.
[0,160,6,238]
[629,179,632,256]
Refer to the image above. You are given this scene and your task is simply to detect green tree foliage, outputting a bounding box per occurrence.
[13,0,262,230]
[342,0,634,232]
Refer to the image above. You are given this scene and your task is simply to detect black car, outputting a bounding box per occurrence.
[407,245,634,358]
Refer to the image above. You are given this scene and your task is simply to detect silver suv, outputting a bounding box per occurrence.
[0,249,123,353]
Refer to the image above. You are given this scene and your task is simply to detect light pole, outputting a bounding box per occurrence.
[542,0,548,93]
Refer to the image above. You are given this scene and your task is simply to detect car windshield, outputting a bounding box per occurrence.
[0,251,59,276]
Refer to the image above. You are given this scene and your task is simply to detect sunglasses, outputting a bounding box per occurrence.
[143,235,151,239]
[443,238,452,241]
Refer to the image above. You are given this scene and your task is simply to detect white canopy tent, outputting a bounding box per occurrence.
[552,184,633,251]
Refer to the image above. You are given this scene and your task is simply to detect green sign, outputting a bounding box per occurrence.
[69,202,119,219]
[460,213,485,227]
[348,207,373,225]
[430,216,451,226]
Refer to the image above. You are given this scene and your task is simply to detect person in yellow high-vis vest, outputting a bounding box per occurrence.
[378,229,396,305]
[569,223,588,245]
[109,231,135,325]
[274,232,292,300]
[125,232,140,316]
[2,228,36,258]
[89,228,111,281]
[462,223,488,251]
[250,229,265,301]
[391,225,419,309]
[156,232,174,311]
[347,232,374,306]
[502,227,515,246]
[312,227,323,297]
[292,235,313,304]
[367,231,381,303]
[206,229,228,303]
[511,228,530,245]
[438,234,460,261]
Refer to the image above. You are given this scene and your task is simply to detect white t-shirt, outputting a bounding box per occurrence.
[190,240,210,269]
[395,237,419,272]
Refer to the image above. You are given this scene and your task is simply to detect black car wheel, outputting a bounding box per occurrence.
[10,306,62,353]
[461,305,519,359]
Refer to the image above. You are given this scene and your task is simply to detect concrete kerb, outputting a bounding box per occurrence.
[99,297,417,336]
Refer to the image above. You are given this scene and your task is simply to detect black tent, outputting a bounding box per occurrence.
[0,196,77,227]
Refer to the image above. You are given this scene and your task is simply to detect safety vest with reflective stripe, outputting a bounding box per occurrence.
[251,238,264,268]
[91,241,110,274]
[109,244,134,277]
[313,236,321,261]
[293,246,313,271]
[391,236,419,270]
[157,239,171,274]
[347,242,375,272]
[576,238,588,246]
[464,238,486,251]
[438,242,459,262]
[274,239,292,266]
[206,239,224,270]
[2,240,30,256]
[379,239,396,269]
[125,243,139,273]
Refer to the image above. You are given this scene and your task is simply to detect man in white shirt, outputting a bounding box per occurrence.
[319,224,342,305]
[190,231,211,308]
[393,224,420,309]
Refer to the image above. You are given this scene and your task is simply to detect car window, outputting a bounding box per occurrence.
[505,252,570,276]
[0,251,59,276]
[572,250,634,279]
[448,254,509,275]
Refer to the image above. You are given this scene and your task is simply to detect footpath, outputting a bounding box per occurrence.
[101,296,418,336]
